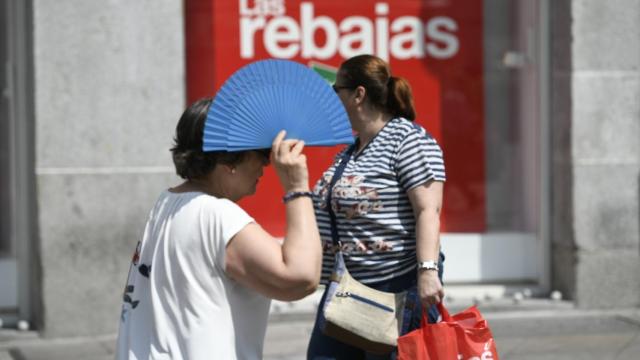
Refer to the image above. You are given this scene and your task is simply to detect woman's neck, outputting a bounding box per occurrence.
[354,110,392,152]
[172,176,233,200]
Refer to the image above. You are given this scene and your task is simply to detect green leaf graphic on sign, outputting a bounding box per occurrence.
[309,61,337,84]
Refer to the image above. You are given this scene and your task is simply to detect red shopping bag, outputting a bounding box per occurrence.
[397,303,499,360]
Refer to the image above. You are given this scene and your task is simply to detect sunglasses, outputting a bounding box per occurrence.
[332,84,355,93]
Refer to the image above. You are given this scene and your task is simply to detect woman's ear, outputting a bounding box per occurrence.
[221,164,236,174]
[354,85,367,105]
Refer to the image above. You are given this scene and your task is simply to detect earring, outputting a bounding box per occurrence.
[231,168,236,174]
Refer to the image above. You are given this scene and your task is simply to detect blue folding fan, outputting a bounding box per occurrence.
[203,59,354,152]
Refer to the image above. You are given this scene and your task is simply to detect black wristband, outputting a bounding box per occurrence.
[282,191,313,203]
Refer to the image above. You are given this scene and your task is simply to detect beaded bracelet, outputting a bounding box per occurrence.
[282,191,313,203]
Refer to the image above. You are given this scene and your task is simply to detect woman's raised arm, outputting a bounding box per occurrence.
[225,131,322,301]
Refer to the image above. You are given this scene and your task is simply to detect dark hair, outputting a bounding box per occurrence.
[339,54,416,120]
[170,97,248,180]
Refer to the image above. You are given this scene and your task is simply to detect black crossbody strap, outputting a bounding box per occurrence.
[326,145,356,246]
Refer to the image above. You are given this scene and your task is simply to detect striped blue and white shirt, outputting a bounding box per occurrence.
[312,118,446,285]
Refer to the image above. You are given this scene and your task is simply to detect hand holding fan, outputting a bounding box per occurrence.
[203,59,354,151]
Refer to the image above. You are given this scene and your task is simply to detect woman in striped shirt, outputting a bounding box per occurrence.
[307,54,446,359]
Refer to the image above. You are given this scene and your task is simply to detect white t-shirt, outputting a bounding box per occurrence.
[116,190,271,360]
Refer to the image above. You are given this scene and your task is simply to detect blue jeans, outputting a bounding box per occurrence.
[306,253,445,360]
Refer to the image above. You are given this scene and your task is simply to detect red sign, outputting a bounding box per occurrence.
[185,0,485,233]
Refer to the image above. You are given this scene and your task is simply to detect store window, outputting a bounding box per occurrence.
[184,0,547,284]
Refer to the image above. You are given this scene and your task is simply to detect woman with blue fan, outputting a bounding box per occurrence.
[307,54,447,359]
[116,97,322,360]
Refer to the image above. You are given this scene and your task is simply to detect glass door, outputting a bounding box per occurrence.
[1,0,35,325]
[442,0,549,287]
[0,0,19,312]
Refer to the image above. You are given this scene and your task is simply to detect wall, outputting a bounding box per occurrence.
[33,0,185,336]
[552,0,640,308]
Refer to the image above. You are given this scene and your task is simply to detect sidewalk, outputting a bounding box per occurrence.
[1,298,639,360]
[263,299,640,360]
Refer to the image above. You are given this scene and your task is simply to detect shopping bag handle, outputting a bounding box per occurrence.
[437,302,452,321]
[420,302,452,327]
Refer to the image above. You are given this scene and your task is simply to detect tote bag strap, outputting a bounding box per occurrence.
[326,144,356,247]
